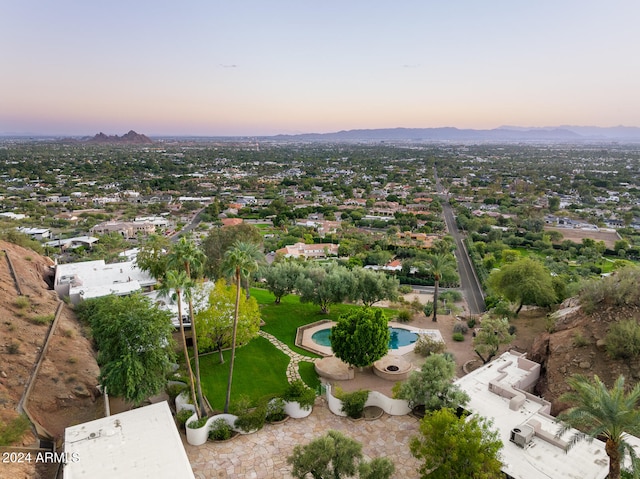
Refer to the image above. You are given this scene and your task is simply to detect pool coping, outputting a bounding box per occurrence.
[296,321,444,357]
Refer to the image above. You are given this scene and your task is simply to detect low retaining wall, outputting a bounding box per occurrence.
[325,384,411,417]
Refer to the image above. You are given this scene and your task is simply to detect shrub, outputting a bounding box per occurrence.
[467,318,477,329]
[423,301,434,317]
[209,418,233,441]
[452,322,468,335]
[452,332,465,342]
[234,404,266,432]
[396,309,412,323]
[0,414,30,446]
[176,409,194,429]
[167,383,188,405]
[7,342,20,354]
[440,290,462,303]
[30,313,55,325]
[413,334,446,357]
[14,296,30,310]
[572,331,590,348]
[335,388,369,419]
[187,416,208,429]
[606,319,640,359]
[283,380,316,410]
[265,397,287,422]
[398,285,413,294]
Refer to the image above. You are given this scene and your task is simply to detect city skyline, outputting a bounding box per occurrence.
[2,1,639,136]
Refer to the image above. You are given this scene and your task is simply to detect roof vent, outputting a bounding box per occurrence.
[510,425,535,448]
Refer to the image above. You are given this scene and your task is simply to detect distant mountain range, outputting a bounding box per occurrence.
[86,130,153,144]
[267,126,640,142]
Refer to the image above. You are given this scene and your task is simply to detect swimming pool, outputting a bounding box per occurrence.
[311,326,419,349]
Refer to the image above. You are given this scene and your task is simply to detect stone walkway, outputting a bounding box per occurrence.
[183,400,422,478]
[258,330,317,382]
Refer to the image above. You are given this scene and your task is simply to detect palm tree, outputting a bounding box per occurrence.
[426,253,456,322]
[158,269,199,417]
[557,374,640,479]
[167,235,207,417]
[222,240,264,413]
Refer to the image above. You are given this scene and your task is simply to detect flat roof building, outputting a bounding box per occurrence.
[455,351,611,479]
[63,401,194,479]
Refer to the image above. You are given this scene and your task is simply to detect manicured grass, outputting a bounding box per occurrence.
[199,335,290,410]
[197,288,397,409]
[253,288,398,356]
[299,361,321,391]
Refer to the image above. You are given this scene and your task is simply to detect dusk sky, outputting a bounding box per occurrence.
[2,1,639,136]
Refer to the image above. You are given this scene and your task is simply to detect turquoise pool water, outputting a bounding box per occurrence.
[311,327,418,349]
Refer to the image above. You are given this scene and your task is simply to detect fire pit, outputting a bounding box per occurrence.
[373,355,412,380]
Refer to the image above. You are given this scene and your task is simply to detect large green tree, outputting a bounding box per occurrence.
[222,240,264,413]
[410,408,503,479]
[473,317,515,364]
[351,267,399,307]
[331,308,390,369]
[297,264,355,314]
[394,353,469,412]
[77,294,175,405]
[202,223,263,280]
[287,430,394,479]
[263,261,304,304]
[195,278,261,363]
[487,257,557,314]
[558,375,640,479]
[425,253,456,322]
[135,233,170,280]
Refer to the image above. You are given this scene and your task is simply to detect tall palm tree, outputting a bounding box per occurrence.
[222,240,264,413]
[426,253,456,322]
[158,269,199,417]
[558,374,640,479]
[167,235,207,417]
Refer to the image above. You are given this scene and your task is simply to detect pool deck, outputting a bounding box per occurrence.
[298,321,443,357]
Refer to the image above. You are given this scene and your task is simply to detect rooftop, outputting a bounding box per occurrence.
[64,401,194,479]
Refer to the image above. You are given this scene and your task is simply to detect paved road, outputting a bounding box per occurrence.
[435,168,486,315]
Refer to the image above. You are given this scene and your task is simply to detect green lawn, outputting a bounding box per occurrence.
[199,335,290,410]
[254,288,398,356]
[197,288,398,409]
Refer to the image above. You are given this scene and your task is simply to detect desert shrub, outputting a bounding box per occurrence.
[283,380,316,410]
[14,296,30,310]
[606,319,640,359]
[440,290,462,303]
[334,387,369,419]
[209,418,233,441]
[423,301,434,317]
[7,342,20,354]
[176,409,194,428]
[187,416,208,429]
[572,331,590,347]
[490,299,514,319]
[413,334,446,357]
[508,325,517,335]
[0,414,30,446]
[396,309,412,323]
[467,318,476,329]
[579,267,640,313]
[545,314,556,333]
[398,285,413,294]
[452,322,468,335]
[30,313,55,325]
[452,332,465,342]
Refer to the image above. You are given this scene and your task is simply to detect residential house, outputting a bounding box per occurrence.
[276,242,339,259]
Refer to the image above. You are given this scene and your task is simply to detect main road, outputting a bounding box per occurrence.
[434,168,486,316]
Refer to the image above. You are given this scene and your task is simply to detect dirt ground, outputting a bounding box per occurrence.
[545,226,621,249]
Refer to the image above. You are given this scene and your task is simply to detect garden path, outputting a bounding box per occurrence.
[258,330,317,383]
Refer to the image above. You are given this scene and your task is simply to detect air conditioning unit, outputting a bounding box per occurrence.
[510,424,535,448]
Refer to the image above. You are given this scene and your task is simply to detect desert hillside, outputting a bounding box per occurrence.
[0,241,101,479]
